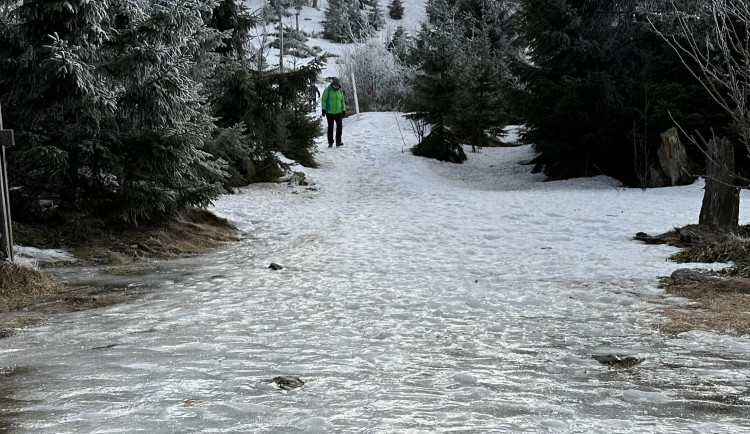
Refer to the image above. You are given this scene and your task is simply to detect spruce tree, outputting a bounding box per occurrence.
[386,26,411,61]
[95,0,228,223]
[406,0,466,163]
[508,0,731,186]
[346,0,368,40]
[207,0,256,59]
[509,0,642,182]
[388,0,404,20]
[324,0,369,42]
[367,0,384,31]
[407,0,514,161]
[450,0,513,151]
[323,0,350,42]
[207,2,325,183]
[0,0,228,224]
[0,0,116,220]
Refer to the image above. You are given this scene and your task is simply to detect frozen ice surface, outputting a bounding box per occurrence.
[2,113,750,433]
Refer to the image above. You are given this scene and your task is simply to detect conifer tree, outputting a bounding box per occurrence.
[207,2,325,182]
[388,0,404,20]
[89,0,228,223]
[207,0,256,58]
[386,26,411,61]
[0,0,116,219]
[509,0,642,182]
[324,0,368,42]
[406,0,466,163]
[323,0,350,42]
[0,0,228,223]
[346,0,368,40]
[367,0,384,31]
[407,0,514,161]
[450,0,513,150]
[508,0,730,185]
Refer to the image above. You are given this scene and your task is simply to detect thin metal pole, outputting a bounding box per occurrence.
[0,101,14,262]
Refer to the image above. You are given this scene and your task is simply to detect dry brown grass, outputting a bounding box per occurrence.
[0,262,63,311]
[66,208,239,265]
[660,278,750,336]
[642,225,750,336]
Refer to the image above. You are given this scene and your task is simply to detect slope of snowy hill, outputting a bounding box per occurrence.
[242,0,426,79]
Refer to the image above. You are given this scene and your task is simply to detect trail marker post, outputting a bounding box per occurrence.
[350,68,360,120]
[0,101,14,262]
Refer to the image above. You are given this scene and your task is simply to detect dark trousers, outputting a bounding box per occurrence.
[326,112,343,145]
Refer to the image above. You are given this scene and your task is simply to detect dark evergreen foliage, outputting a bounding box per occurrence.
[509,0,639,182]
[388,0,405,20]
[1,0,227,224]
[323,0,350,42]
[209,56,324,182]
[386,26,411,62]
[323,0,370,42]
[508,0,731,186]
[407,0,513,161]
[367,0,384,31]
[206,0,257,58]
[406,0,466,162]
[0,0,324,224]
[449,0,512,151]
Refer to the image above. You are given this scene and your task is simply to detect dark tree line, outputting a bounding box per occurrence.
[0,0,323,226]
[403,0,736,190]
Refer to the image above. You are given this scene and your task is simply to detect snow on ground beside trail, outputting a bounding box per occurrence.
[12,246,76,268]
[219,111,741,285]
[242,0,426,81]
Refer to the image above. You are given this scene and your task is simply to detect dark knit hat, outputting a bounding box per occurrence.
[331,78,341,87]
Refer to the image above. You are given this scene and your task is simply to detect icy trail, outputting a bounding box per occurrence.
[2,113,750,433]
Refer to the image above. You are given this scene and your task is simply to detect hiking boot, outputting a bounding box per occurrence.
[336,142,343,147]
[328,143,333,148]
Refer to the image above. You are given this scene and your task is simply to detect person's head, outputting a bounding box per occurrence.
[331,78,341,89]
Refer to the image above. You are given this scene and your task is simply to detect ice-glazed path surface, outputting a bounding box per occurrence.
[3,113,750,433]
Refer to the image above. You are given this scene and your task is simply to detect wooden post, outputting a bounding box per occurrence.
[699,137,739,228]
[0,101,14,261]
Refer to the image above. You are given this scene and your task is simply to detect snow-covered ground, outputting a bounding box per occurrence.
[2,113,750,432]
[3,2,750,433]
[244,0,425,83]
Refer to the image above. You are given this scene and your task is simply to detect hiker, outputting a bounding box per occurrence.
[307,83,320,107]
[321,77,346,147]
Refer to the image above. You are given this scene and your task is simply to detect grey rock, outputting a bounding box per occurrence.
[592,354,644,368]
[669,268,720,285]
[271,376,304,390]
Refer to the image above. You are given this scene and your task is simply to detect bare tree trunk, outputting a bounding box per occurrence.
[700,137,739,228]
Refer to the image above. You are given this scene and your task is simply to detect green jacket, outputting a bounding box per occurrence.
[321,86,346,114]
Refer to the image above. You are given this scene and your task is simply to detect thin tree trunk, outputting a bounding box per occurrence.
[699,137,739,228]
[279,14,284,71]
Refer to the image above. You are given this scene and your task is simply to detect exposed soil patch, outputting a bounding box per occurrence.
[1,208,238,336]
[637,224,750,336]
